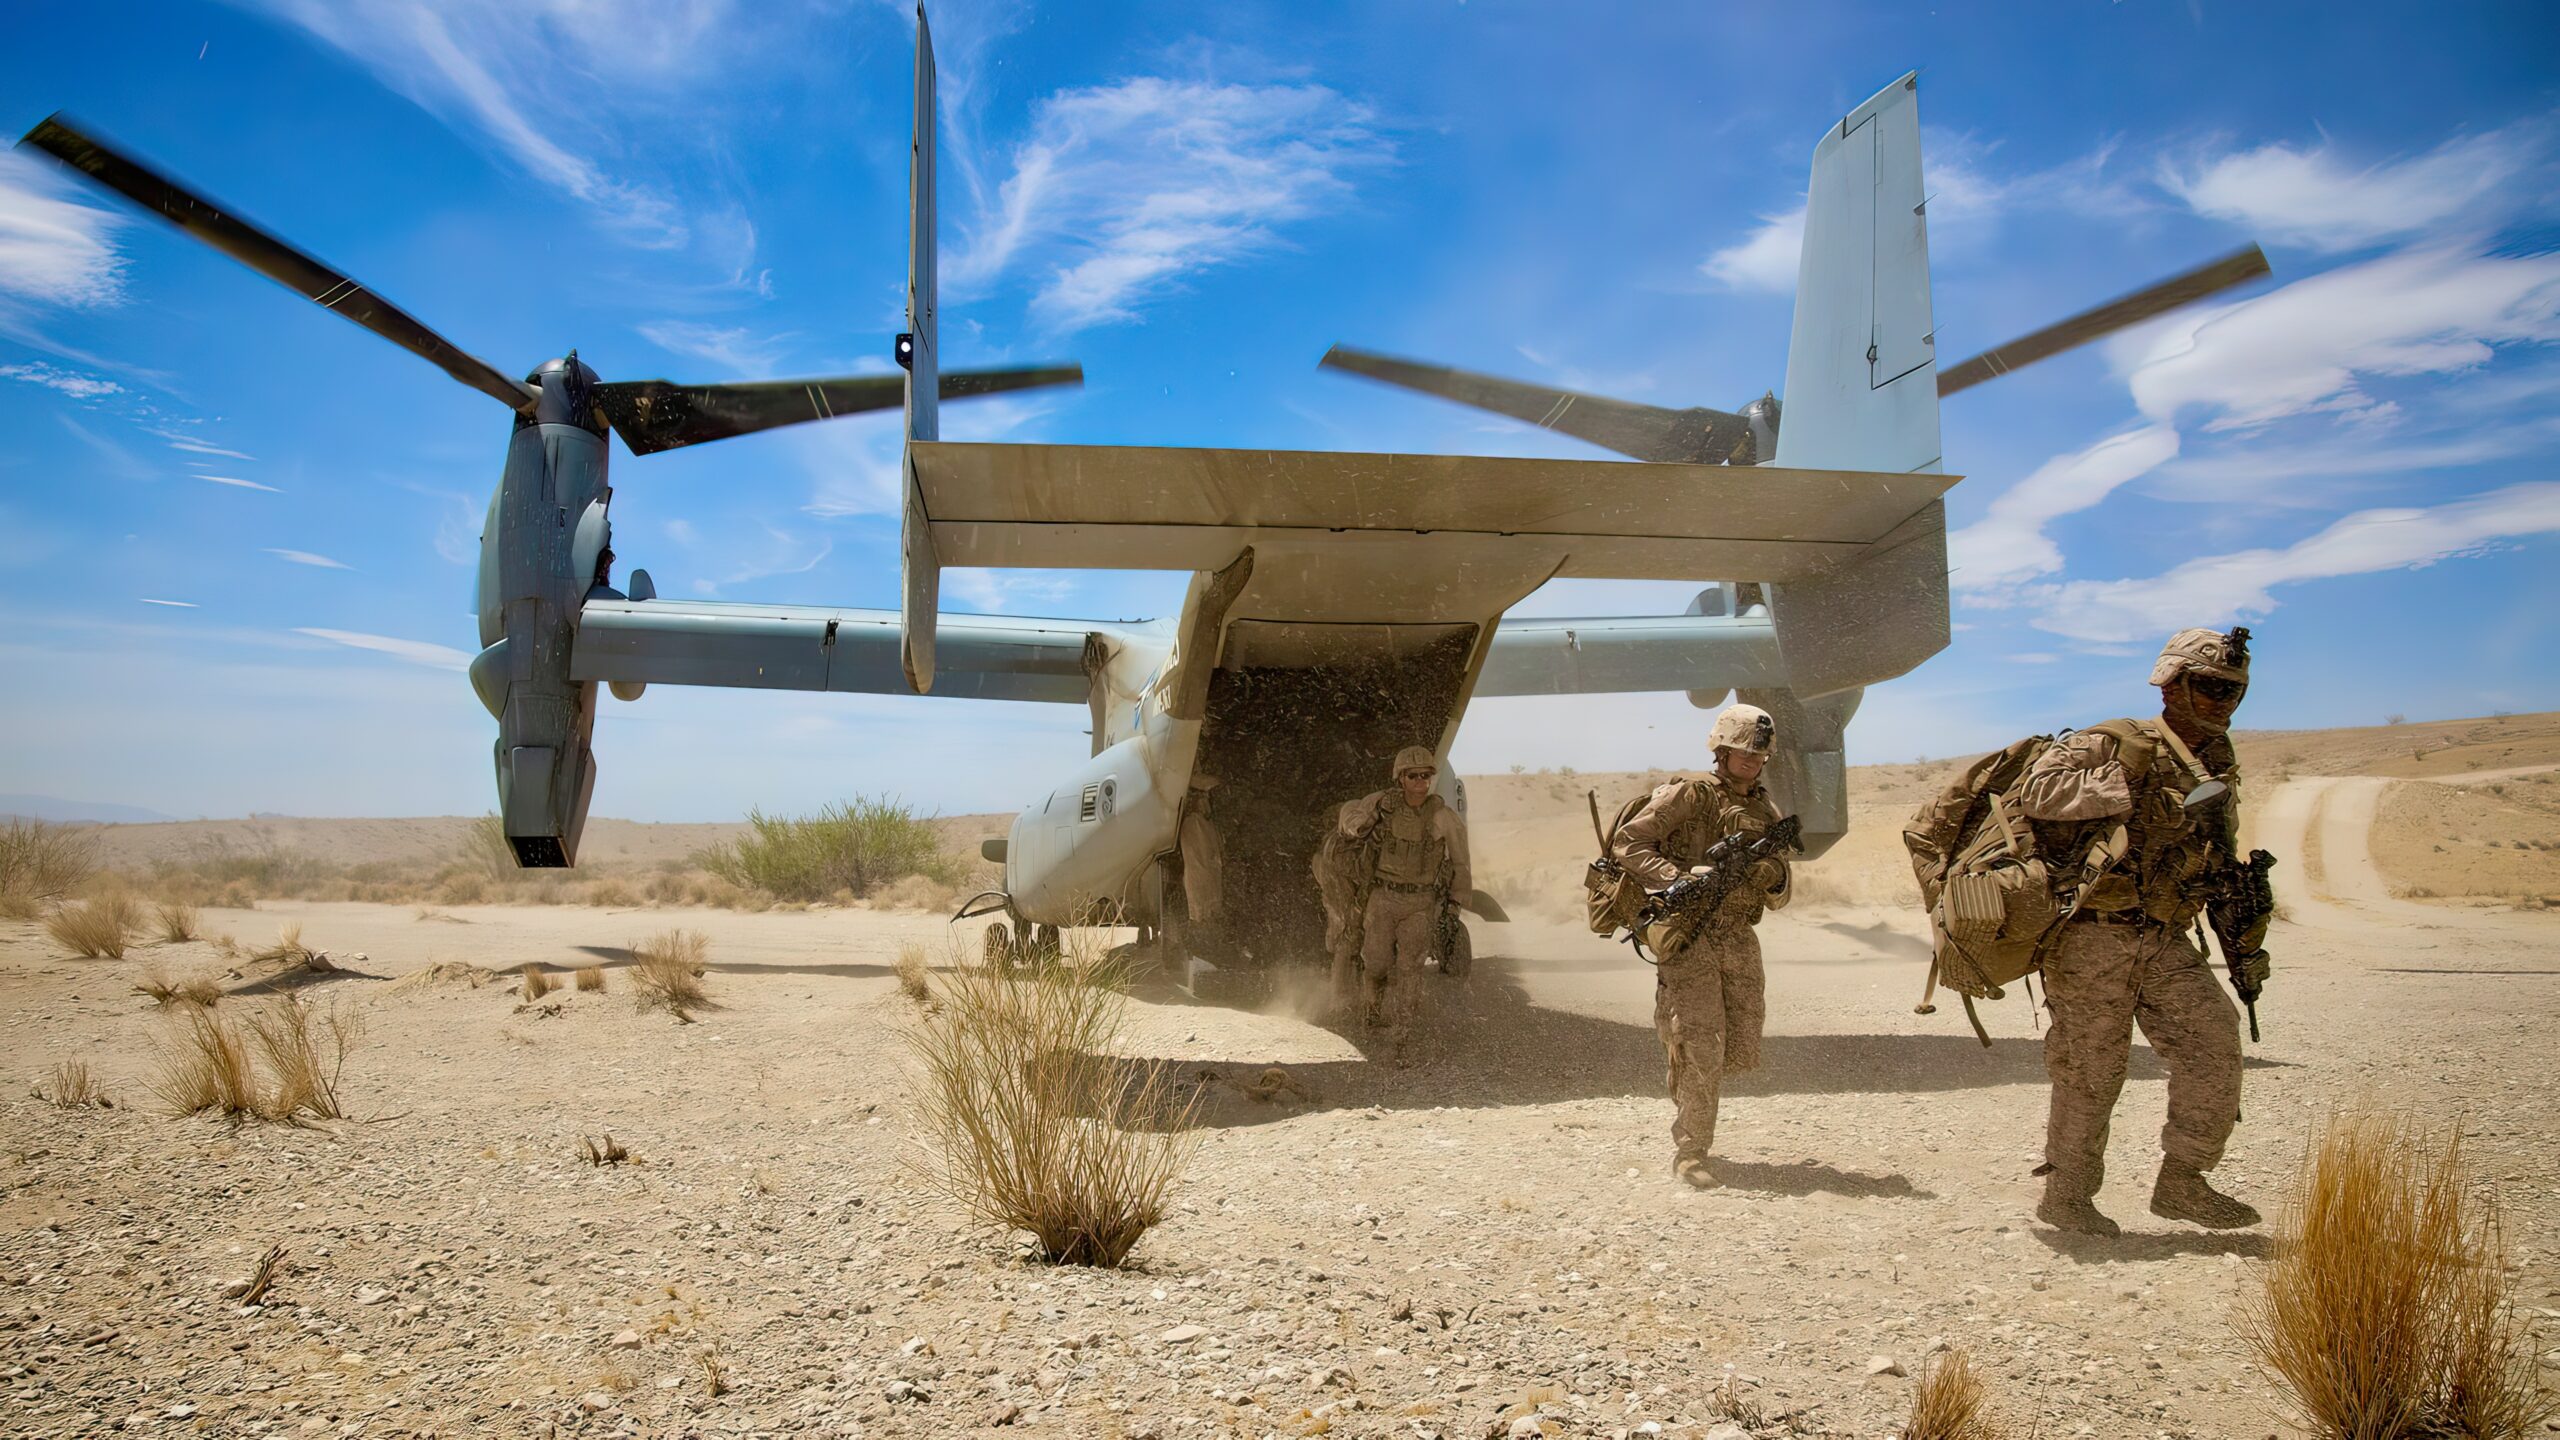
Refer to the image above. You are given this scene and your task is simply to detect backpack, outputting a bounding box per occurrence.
[1584,785,1683,936]
[1902,722,2158,1042]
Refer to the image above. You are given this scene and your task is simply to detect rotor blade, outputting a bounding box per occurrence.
[594,364,1083,457]
[17,114,536,412]
[1321,345,1759,464]
[1937,245,2271,398]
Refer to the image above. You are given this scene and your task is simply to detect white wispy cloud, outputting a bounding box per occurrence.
[1700,206,1805,293]
[2014,483,2560,644]
[0,360,124,399]
[2162,122,2547,252]
[196,474,283,493]
[635,320,790,378]
[137,598,198,608]
[266,548,354,570]
[0,151,127,308]
[2149,414,2560,505]
[292,627,471,670]
[234,0,744,250]
[944,568,1079,614]
[1949,424,2181,590]
[2113,245,2560,430]
[663,518,699,545]
[152,427,258,461]
[948,74,1391,330]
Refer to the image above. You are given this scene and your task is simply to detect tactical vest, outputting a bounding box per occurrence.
[2053,718,2236,928]
[1656,776,1780,931]
[1374,795,1449,887]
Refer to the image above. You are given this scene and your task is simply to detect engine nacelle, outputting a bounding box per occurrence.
[469,356,612,867]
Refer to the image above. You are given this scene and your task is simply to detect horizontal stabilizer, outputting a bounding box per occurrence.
[1321,345,1756,464]
[908,441,1952,581]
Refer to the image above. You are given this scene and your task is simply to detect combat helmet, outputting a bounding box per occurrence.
[1707,703,1776,756]
[1391,745,1438,779]
[2149,627,2251,687]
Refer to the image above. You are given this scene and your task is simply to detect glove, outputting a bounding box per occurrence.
[2237,951,2272,990]
[1747,858,1786,894]
[1660,875,1710,912]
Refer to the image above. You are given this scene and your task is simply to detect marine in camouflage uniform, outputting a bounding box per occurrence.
[1332,746,1471,1051]
[1614,704,1794,1189]
[2019,627,2269,1236]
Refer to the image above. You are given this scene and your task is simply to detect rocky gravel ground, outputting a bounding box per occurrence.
[5,853,2558,1438]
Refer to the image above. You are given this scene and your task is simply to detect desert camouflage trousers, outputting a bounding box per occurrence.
[1342,887,1439,1041]
[1654,923,1766,1161]
[2041,920,2242,1199]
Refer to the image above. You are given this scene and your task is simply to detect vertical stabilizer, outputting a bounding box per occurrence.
[1771,73,1938,475]
[1767,73,1949,701]
[900,3,942,692]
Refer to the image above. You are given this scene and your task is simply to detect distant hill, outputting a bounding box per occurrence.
[0,794,180,824]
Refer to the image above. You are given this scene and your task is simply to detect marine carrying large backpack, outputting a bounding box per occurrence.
[1902,723,2158,1043]
[1583,786,1670,937]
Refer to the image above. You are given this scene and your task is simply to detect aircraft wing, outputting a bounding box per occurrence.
[571,600,1122,703]
[906,441,1950,578]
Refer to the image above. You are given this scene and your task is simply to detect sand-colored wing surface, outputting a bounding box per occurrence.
[906,441,1951,580]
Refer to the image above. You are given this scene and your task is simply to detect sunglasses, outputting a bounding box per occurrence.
[1399,770,1436,781]
[2188,675,2247,703]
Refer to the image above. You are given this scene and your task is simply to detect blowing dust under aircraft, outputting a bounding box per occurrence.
[20,8,2265,975]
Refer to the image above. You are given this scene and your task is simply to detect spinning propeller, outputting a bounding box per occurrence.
[17,114,1080,455]
[1321,245,2271,466]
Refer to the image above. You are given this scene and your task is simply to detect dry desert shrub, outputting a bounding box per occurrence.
[0,818,99,906]
[696,797,957,902]
[253,921,321,965]
[246,996,363,1121]
[574,965,606,993]
[1901,1348,2002,1440]
[907,933,1198,1267]
[895,941,933,1004]
[631,928,711,1019]
[44,894,137,958]
[135,960,224,1007]
[152,1002,259,1119]
[2239,1107,2555,1439]
[40,1059,108,1109]
[153,900,201,943]
[520,963,555,1000]
[462,812,515,878]
[580,1133,631,1165]
[0,891,40,921]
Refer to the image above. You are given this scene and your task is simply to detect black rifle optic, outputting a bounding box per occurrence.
[1631,815,1805,960]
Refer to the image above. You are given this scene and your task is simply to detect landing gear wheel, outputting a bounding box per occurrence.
[983,920,1017,973]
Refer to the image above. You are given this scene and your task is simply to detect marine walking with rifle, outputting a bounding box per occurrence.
[1322,746,1473,1058]
[2009,627,2274,1236]
[1605,704,1804,1189]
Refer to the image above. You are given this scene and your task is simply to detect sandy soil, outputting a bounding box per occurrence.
[6,746,2558,1438]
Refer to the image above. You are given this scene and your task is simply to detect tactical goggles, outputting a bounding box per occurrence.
[2188,675,2247,703]
[1398,768,1436,781]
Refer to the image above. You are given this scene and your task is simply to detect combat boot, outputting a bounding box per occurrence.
[1673,1156,1719,1190]
[2036,1179,2121,1237]
[2150,1166,2261,1228]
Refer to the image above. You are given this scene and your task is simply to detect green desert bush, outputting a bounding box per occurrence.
[907,933,1197,1267]
[2239,1106,2555,1439]
[697,798,956,902]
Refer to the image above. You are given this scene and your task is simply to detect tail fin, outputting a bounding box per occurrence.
[1771,73,1939,476]
[900,2,942,692]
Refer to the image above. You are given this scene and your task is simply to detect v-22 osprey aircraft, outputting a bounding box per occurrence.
[21,7,2265,972]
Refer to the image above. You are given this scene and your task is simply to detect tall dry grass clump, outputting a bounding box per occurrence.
[135,960,224,1007]
[45,893,139,958]
[632,929,711,1019]
[895,941,933,1004]
[1901,1347,2002,1440]
[40,1059,108,1109]
[2238,1107,2555,1440]
[462,812,516,879]
[697,798,956,902]
[152,997,363,1122]
[1,818,98,911]
[245,997,363,1121]
[153,901,200,943]
[574,965,606,993]
[520,963,555,1000]
[907,935,1197,1267]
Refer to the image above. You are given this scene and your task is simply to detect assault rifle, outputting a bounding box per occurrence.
[1631,815,1805,959]
[2202,847,2278,1042]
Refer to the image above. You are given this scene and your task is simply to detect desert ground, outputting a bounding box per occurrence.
[4,712,2557,1439]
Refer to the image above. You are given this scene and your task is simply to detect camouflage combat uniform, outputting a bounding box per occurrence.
[1334,785,1470,1045]
[1615,767,1791,1172]
[2021,716,2248,1226]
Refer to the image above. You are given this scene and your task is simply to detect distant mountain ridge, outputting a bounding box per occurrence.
[0,794,181,824]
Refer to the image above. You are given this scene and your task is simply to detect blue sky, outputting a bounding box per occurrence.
[2,0,2555,821]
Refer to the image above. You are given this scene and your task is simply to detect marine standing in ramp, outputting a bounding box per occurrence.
[1616,705,1796,1188]
[1330,747,1470,1057]
[2020,628,2268,1236]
